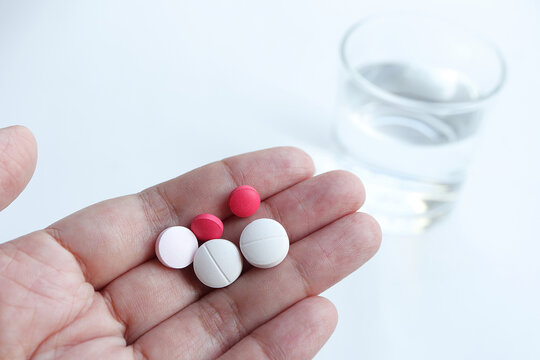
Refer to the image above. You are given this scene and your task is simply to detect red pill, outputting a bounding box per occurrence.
[228,185,260,217]
[190,214,224,241]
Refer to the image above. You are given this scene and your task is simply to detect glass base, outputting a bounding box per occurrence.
[305,144,460,235]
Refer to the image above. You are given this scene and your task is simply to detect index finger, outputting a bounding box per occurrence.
[42,147,314,289]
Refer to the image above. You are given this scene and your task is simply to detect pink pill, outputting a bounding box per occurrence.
[155,226,198,269]
[228,185,260,217]
[190,213,224,241]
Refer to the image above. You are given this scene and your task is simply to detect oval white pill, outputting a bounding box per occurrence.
[240,218,289,268]
[155,226,198,269]
[193,239,243,288]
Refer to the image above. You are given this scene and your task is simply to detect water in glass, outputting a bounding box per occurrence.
[336,62,482,232]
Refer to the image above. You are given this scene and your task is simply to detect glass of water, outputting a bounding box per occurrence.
[336,14,506,234]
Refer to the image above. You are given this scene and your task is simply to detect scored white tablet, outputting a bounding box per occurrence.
[239,218,289,268]
[193,239,243,288]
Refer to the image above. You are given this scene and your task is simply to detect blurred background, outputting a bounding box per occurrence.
[0,1,539,359]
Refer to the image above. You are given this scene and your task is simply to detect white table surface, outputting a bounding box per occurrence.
[1,1,539,359]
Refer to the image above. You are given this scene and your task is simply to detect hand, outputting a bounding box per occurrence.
[0,125,381,360]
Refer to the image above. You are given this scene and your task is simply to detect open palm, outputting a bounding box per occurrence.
[0,125,381,360]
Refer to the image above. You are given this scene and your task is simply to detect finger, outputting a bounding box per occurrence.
[0,125,37,211]
[222,170,365,242]
[218,296,337,360]
[43,147,314,289]
[103,170,364,342]
[133,212,381,360]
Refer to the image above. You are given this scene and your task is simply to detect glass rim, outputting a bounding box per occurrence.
[340,13,507,112]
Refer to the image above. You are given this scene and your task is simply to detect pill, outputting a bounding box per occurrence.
[193,239,243,288]
[239,218,289,268]
[155,226,198,269]
[228,185,261,217]
[190,213,224,241]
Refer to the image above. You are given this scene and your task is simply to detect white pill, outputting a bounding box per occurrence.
[155,226,198,269]
[240,218,289,268]
[193,239,243,288]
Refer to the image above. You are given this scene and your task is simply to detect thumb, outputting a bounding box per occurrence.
[0,125,37,211]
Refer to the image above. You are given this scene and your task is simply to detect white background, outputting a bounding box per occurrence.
[1,1,539,359]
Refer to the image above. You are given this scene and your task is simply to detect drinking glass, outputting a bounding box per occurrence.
[335,14,506,234]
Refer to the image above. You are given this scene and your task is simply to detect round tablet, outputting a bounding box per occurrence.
[193,239,243,288]
[240,218,289,268]
[155,226,198,269]
[228,185,260,217]
[190,213,224,241]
